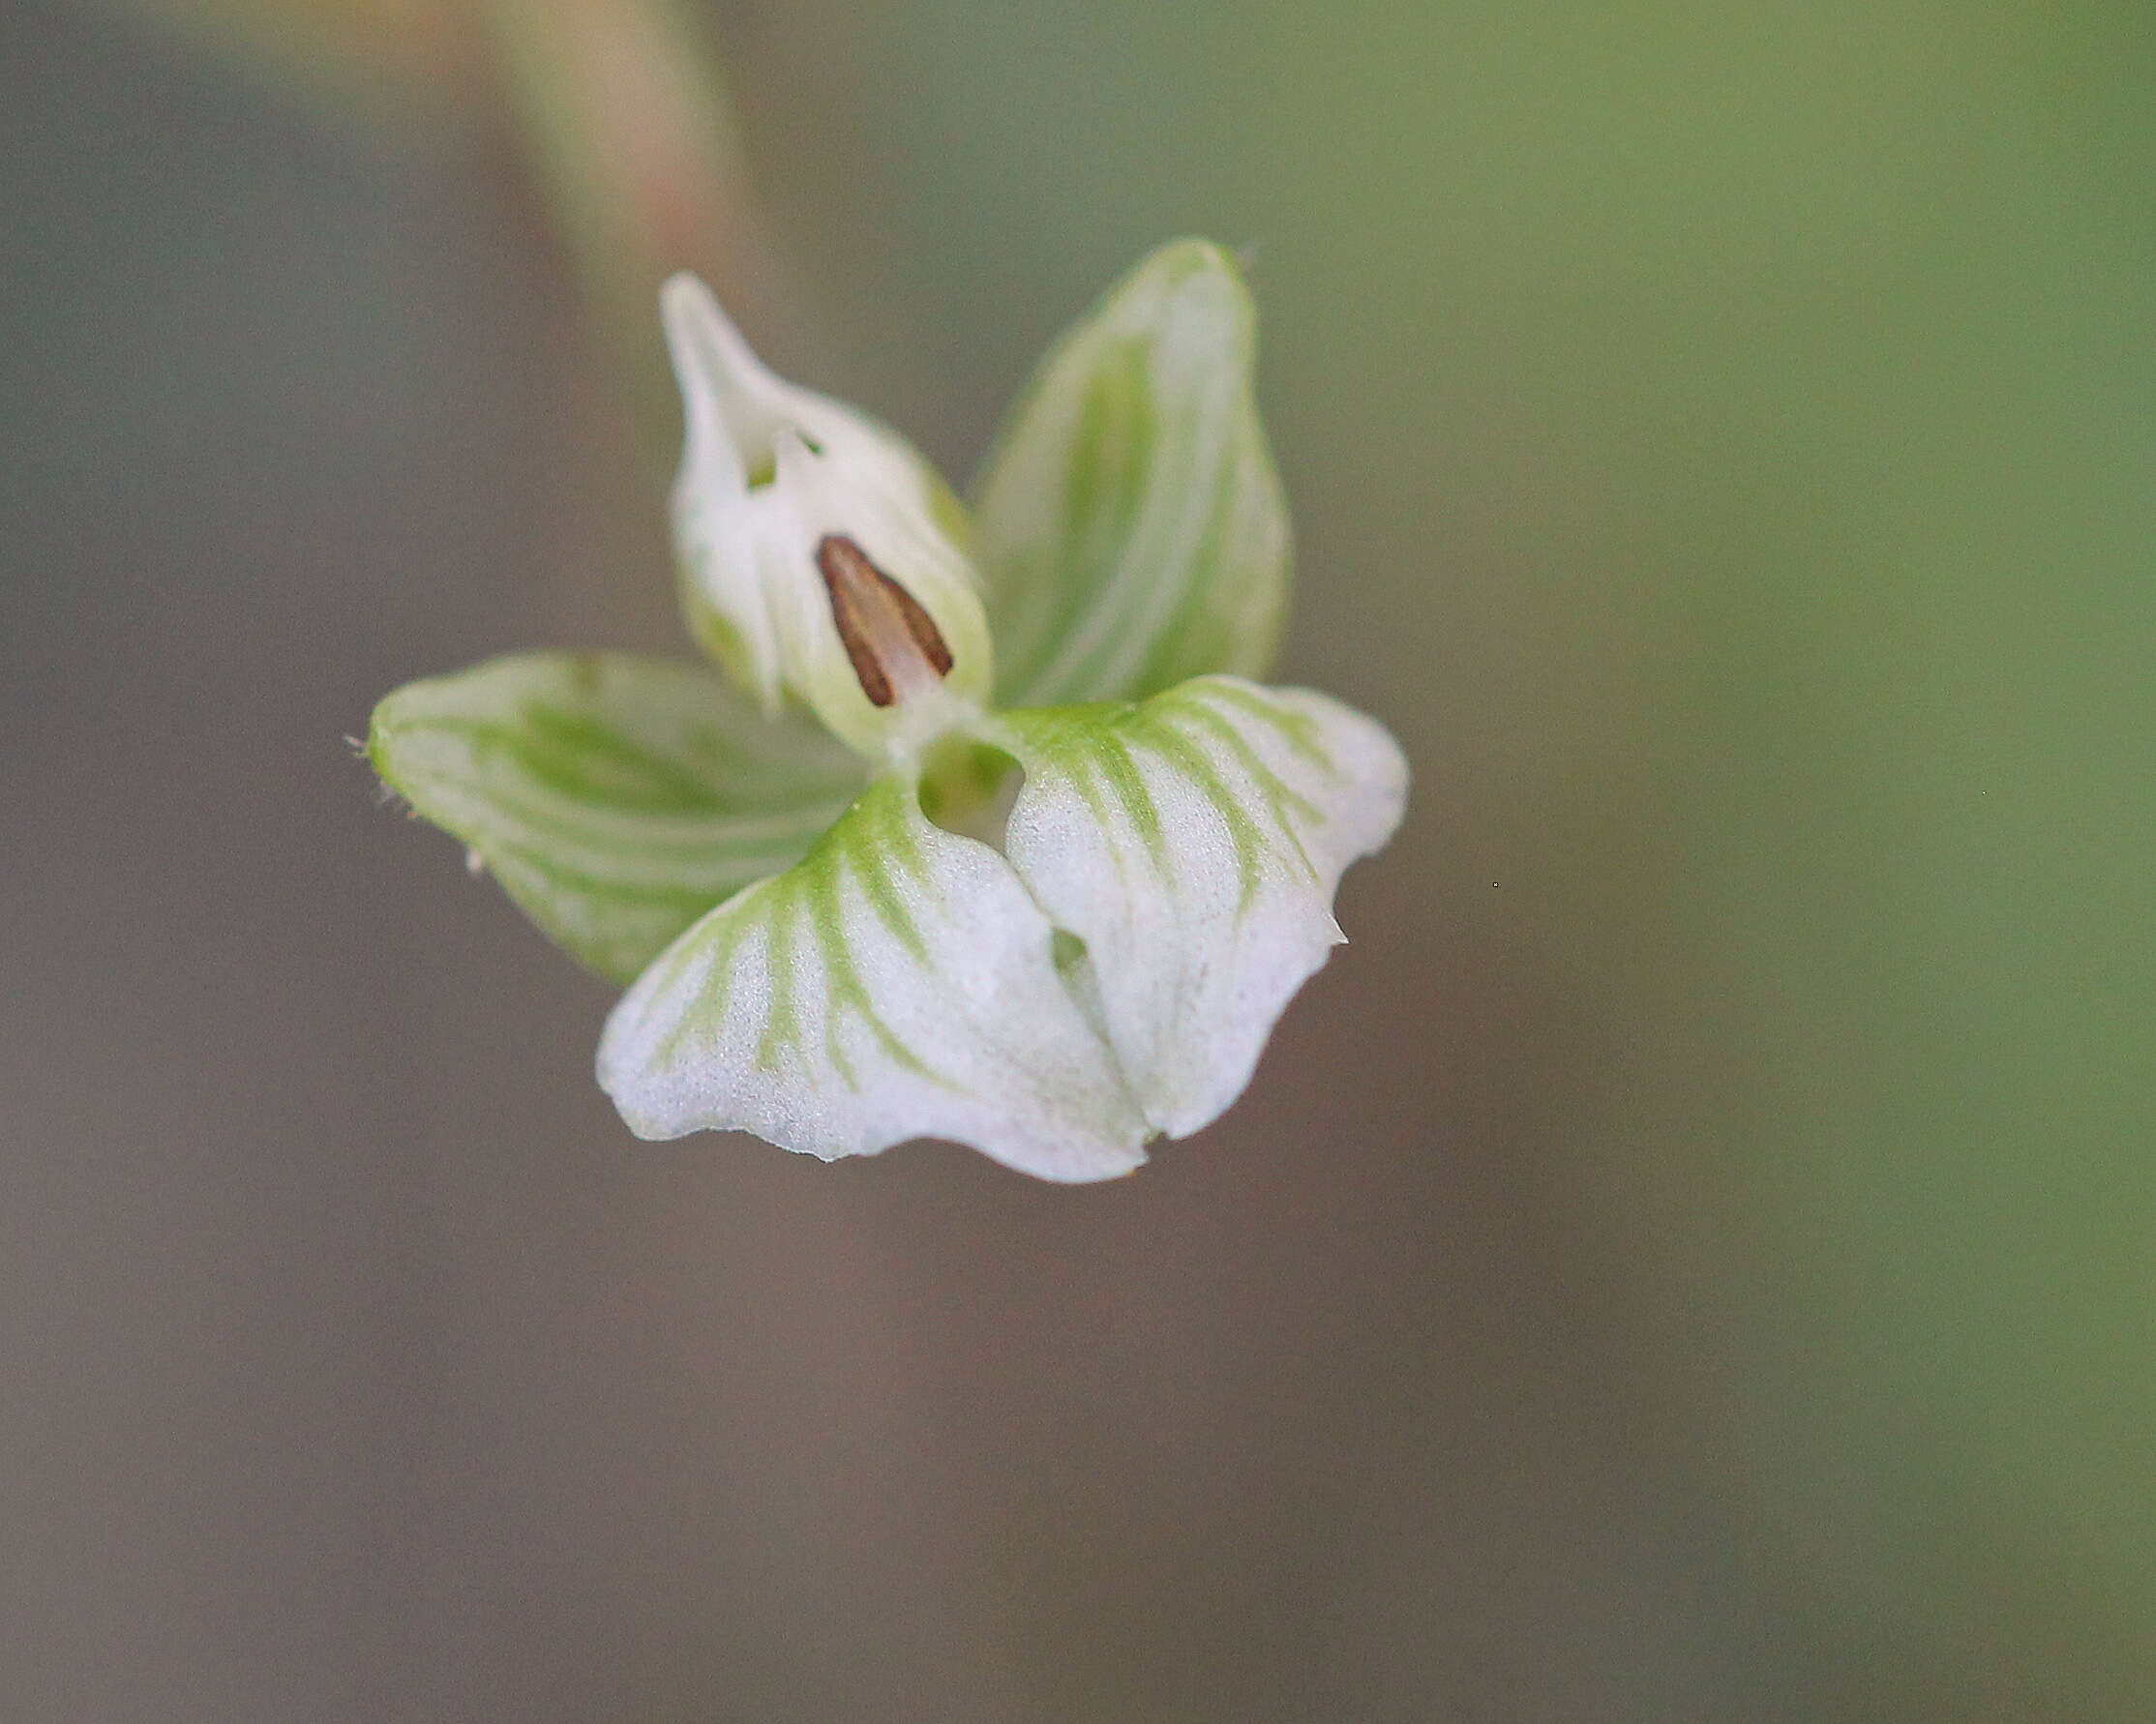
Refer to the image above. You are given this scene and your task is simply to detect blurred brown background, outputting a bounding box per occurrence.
[4,0,2153,1717]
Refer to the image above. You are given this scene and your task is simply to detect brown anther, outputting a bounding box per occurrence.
[816,534,954,706]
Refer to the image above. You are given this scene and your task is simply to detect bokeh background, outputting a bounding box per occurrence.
[5,0,2153,1717]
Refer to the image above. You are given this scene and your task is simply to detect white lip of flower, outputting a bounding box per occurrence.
[370,241,1408,1181]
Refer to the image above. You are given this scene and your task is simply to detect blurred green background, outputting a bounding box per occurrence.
[4,0,2151,1717]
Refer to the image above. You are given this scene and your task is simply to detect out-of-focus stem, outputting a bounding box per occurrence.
[485,0,790,469]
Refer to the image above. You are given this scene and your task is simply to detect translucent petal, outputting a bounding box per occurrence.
[973,240,1290,708]
[1001,676,1408,1137]
[597,777,1151,1182]
[368,651,863,984]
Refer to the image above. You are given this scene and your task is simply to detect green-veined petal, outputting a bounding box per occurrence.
[973,239,1290,709]
[596,777,1151,1182]
[1000,675,1407,1138]
[369,651,864,984]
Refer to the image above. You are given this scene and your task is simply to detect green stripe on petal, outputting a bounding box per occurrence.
[1001,676,1408,1140]
[596,776,1152,1183]
[369,651,865,984]
[973,239,1291,709]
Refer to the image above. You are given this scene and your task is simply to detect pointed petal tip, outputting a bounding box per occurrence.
[660,270,769,396]
[658,267,705,310]
[1123,237,1255,338]
[657,269,715,351]
[1142,235,1243,287]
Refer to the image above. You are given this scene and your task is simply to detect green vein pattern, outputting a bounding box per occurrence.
[973,240,1291,710]
[369,651,866,984]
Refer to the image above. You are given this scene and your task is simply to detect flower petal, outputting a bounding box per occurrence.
[369,651,863,984]
[1000,676,1407,1138]
[596,777,1152,1181]
[973,239,1290,708]
[663,275,993,757]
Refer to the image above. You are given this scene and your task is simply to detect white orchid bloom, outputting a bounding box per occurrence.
[371,240,1407,1181]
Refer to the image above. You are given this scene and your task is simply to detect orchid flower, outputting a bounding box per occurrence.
[369,240,1407,1180]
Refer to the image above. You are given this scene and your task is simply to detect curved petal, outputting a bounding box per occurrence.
[663,275,992,757]
[596,777,1151,1182]
[369,651,864,984]
[973,239,1290,708]
[1000,676,1407,1138]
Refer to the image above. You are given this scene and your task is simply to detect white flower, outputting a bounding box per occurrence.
[371,240,1408,1180]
